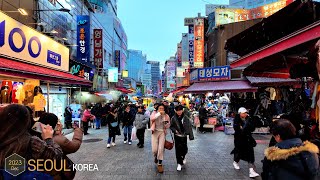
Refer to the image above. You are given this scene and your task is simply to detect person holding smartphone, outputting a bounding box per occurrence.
[150,104,171,173]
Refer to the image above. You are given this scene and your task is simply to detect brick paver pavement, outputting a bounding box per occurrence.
[66,127,270,180]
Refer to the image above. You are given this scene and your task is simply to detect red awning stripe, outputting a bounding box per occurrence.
[0,57,92,86]
[171,87,188,94]
[184,80,257,93]
[230,21,320,69]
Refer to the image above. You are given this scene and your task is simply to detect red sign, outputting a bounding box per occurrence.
[93,29,103,70]
[194,18,204,68]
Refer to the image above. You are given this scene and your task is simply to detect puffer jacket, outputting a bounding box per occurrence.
[264,138,319,180]
[134,112,149,129]
[53,128,83,155]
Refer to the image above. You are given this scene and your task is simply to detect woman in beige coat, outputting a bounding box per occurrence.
[150,104,170,173]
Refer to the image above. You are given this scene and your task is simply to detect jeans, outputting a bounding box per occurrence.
[107,135,116,144]
[123,125,133,142]
[95,118,101,129]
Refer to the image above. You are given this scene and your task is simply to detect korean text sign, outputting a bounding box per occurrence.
[188,25,194,68]
[194,18,204,68]
[198,66,230,81]
[0,11,69,71]
[77,15,91,66]
[93,29,103,70]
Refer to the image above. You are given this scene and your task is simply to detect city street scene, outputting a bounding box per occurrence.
[1,0,320,179]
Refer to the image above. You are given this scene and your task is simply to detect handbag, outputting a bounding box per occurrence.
[110,122,118,127]
[164,131,174,150]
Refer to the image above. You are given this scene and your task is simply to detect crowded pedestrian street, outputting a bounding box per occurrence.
[66,127,270,180]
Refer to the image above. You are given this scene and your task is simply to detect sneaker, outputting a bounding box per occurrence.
[157,164,164,173]
[124,140,127,144]
[138,145,144,148]
[128,142,132,145]
[183,159,187,165]
[249,168,259,178]
[107,144,111,148]
[233,161,240,170]
[176,164,182,171]
[112,142,116,146]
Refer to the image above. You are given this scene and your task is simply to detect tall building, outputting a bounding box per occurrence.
[142,64,152,94]
[127,50,147,82]
[147,61,161,94]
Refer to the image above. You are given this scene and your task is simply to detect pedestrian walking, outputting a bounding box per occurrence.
[231,107,260,178]
[64,106,73,129]
[150,104,171,173]
[107,107,120,148]
[262,119,319,180]
[91,102,103,129]
[170,105,194,171]
[198,103,208,133]
[121,105,135,145]
[134,105,149,148]
[82,106,94,135]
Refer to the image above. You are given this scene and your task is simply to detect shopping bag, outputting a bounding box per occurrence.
[131,126,137,140]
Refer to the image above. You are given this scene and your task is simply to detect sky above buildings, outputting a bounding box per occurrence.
[117,0,229,68]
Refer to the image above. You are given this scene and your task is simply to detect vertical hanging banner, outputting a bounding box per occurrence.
[188,25,194,68]
[77,15,91,66]
[177,43,182,67]
[93,29,103,70]
[181,33,189,68]
[194,18,204,68]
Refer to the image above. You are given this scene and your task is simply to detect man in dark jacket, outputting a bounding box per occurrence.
[91,103,103,129]
[231,107,259,178]
[262,119,319,180]
[64,106,73,129]
[170,105,194,171]
[121,105,135,145]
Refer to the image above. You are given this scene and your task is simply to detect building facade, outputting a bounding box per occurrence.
[147,61,161,94]
[229,0,280,8]
[127,50,147,82]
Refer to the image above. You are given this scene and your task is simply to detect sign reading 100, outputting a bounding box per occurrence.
[0,20,42,58]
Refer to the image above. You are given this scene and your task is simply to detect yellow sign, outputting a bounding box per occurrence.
[122,70,128,78]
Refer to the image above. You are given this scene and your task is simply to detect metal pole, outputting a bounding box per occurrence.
[46,82,50,112]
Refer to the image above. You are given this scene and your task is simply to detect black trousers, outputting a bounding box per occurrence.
[83,121,89,135]
[174,135,188,165]
[136,128,145,145]
[199,118,205,132]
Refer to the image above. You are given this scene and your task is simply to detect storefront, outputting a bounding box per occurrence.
[0,10,92,125]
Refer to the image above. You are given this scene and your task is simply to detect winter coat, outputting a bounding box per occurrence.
[263,138,319,180]
[231,114,256,163]
[121,111,135,127]
[150,111,170,133]
[53,128,83,155]
[170,113,194,140]
[82,109,92,122]
[91,105,103,118]
[199,107,208,119]
[107,113,120,136]
[64,108,72,122]
[134,112,149,129]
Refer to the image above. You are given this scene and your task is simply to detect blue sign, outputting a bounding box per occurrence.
[198,66,231,81]
[76,15,91,67]
[47,50,61,66]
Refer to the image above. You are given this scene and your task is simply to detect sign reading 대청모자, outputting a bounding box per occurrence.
[0,11,69,71]
[77,15,91,67]
[93,29,103,70]
[198,66,231,81]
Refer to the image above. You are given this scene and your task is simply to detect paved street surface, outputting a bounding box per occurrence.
[66,127,270,180]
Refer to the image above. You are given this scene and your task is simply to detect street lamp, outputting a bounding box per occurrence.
[3,8,28,15]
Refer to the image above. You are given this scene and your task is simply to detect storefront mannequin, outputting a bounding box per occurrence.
[0,81,12,104]
[33,86,46,117]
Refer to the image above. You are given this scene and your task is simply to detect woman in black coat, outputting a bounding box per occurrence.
[106,107,120,148]
[231,107,259,178]
[64,106,73,129]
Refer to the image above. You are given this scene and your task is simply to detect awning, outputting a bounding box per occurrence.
[171,86,188,94]
[115,87,132,94]
[0,57,92,86]
[246,76,300,87]
[184,80,257,93]
[230,20,320,69]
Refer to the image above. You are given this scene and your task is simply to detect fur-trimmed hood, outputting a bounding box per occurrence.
[265,140,319,161]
